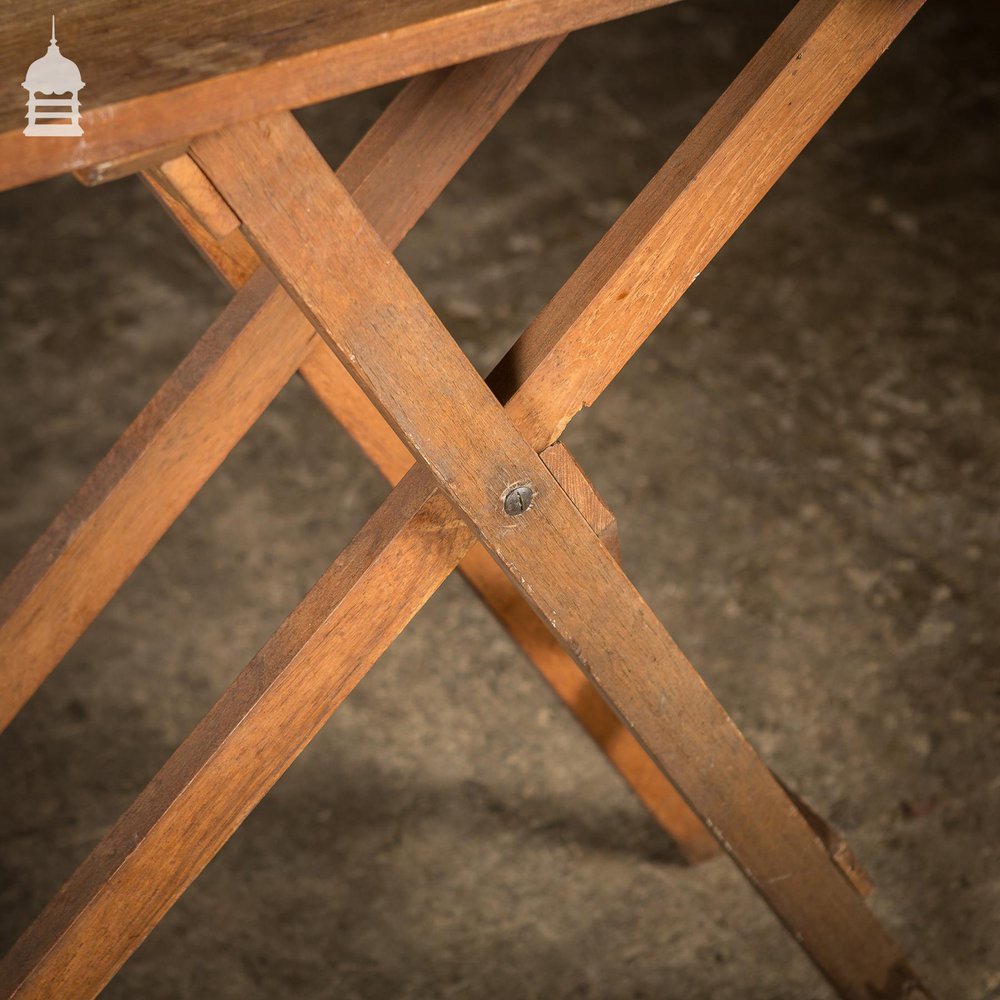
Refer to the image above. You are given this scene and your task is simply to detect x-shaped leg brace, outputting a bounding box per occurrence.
[0,1,931,997]
[1,39,721,869]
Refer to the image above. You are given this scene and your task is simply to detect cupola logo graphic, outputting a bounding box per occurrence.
[22,16,85,137]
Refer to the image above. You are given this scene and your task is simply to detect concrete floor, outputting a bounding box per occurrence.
[1,1,998,997]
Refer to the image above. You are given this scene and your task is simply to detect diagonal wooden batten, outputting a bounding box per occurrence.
[0,355,714,995]
[146,48,719,856]
[139,30,711,862]
[488,0,926,453]
[300,348,870,886]
[0,39,560,734]
[192,80,928,999]
[0,2,930,995]
[3,32,716,859]
[148,154,242,240]
[143,171,260,288]
[0,273,313,734]
[0,468,472,1000]
[299,348,718,861]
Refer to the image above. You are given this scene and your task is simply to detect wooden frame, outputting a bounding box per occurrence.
[0,0,932,997]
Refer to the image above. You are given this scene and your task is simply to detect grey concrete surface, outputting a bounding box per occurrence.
[1,1,998,997]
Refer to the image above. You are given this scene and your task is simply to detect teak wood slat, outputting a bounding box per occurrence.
[488,0,925,451]
[147,46,721,858]
[0,469,472,1000]
[0,0,936,996]
[173,143,854,875]
[0,273,312,732]
[297,325,718,861]
[190,95,925,997]
[0,40,555,734]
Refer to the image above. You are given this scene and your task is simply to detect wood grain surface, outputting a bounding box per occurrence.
[192,77,927,993]
[0,41,558,732]
[0,271,312,733]
[0,0,680,192]
[299,334,718,862]
[0,467,472,1000]
[161,35,720,858]
[488,0,927,453]
[0,0,930,995]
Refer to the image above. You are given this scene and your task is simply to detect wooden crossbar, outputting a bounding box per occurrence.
[0,38,717,860]
[192,103,925,999]
[145,141,876,883]
[0,40,558,733]
[151,154,722,863]
[0,0,932,996]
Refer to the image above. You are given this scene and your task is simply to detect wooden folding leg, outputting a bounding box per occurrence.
[0,272,313,732]
[193,114,927,1000]
[301,349,718,861]
[0,34,714,860]
[0,0,929,996]
[183,2,925,993]
[0,469,477,1000]
[0,39,560,732]
[145,95,719,858]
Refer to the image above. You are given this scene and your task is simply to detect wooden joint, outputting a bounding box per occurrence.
[147,154,242,240]
[774,774,875,898]
[541,442,620,560]
[72,141,191,187]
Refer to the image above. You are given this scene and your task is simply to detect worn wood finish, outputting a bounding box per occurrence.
[73,141,190,187]
[540,443,621,559]
[178,136,864,872]
[0,468,472,1000]
[0,40,556,734]
[299,348,718,861]
[297,347,862,875]
[774,773,874,898]
[0,0,931,994]
[148,154,241,240]
[144,170,261,288]
[151,48,717,856]
[488,0,926,453]
[159,175,718,863]
[0,272,312,733]
[0,0,681,192]
[191,48,926,993]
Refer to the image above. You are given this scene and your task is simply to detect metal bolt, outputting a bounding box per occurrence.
[503,484,534,516]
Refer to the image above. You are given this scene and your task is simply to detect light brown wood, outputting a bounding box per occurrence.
[144,169,261,287]
[0,40,557,734]
[73,141,190,186]
[488,0,926,453]
[149,154,241,240]
[0,271,313,733]
[0,467,472,1000]
[190,27,928,984]
[300,322,865,877]
[0,0,683,192]
[0,0,931,995]
[774,774,874,898]
[540,443,620,559]
[147,46,718,859]
[300,347,717,861]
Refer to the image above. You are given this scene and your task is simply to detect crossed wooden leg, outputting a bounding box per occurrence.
[0,39,718,862]
[0,0,931,996]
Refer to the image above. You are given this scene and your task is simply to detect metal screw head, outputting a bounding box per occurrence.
[503,484,534,516]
